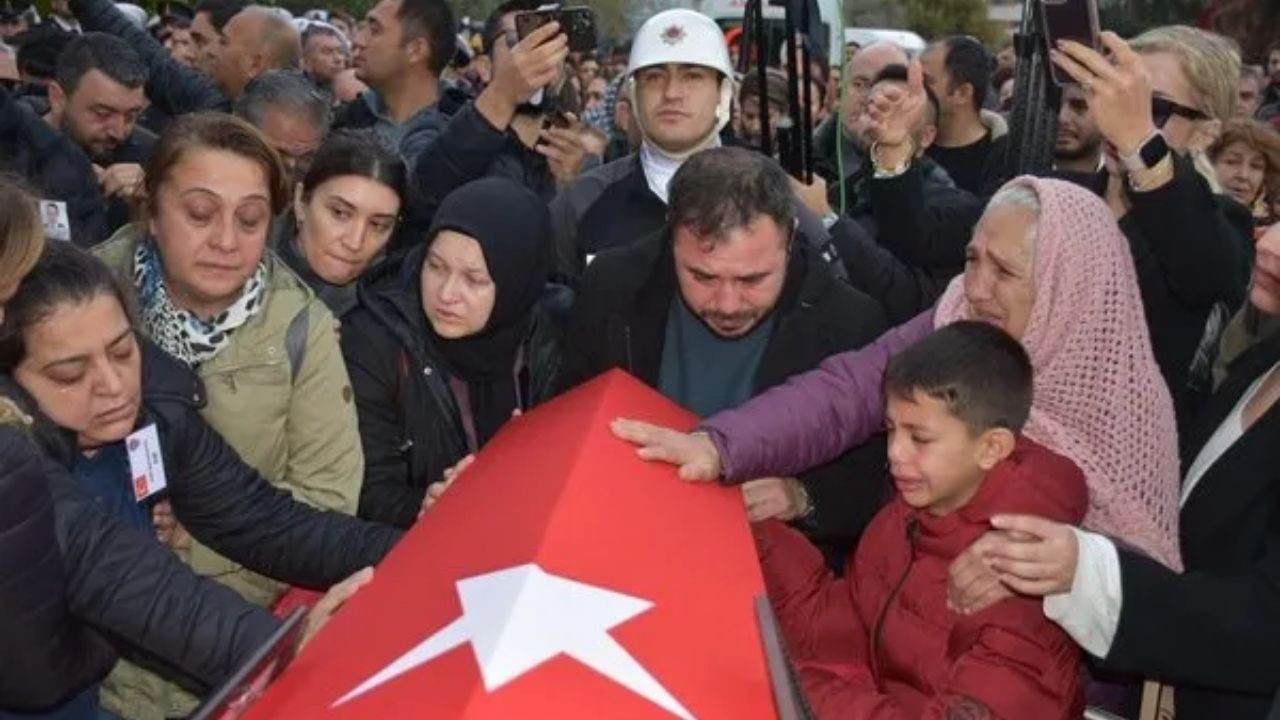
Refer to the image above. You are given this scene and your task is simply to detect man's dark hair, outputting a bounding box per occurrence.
[193,0,247,32]
[481,0,540,56]
[871,63,940,127]
[13,24,74,81]
[942,35,991,112]
[396,0,457,75]
[54,32,146,94]
[668,147,796,242]
[884,321,1033,434]
[233,70,332,135]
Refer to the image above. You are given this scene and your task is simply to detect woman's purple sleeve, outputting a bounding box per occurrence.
[703,311,935,481]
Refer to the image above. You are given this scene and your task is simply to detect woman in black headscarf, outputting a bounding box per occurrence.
[340,177,573,528]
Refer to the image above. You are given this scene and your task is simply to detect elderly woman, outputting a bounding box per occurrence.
[89,112,365,718]
[952,223,1280,720]
[615,174,1183,571]
[1210,118,1280,229]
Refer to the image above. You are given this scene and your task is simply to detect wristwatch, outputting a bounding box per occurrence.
[790,480,817,523]
[1120,130,1170,174]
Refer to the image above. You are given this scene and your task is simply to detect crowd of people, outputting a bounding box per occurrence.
[1,0,1279,718]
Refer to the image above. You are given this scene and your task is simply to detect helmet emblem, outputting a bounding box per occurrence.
[660,24,686,45]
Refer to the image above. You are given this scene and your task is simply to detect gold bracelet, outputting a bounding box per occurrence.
[871,139,916,178]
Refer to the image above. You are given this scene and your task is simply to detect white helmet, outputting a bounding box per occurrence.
[626,9,736,159]
[627,9,734,80]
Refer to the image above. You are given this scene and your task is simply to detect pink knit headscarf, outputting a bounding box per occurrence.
[935,176,1182,570]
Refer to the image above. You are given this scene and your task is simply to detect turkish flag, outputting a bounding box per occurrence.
[243,370,777,719]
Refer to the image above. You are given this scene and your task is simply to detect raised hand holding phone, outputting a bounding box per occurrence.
[476,20,568,130]
[1050,31,1156,158]
[1040,0,1101,87]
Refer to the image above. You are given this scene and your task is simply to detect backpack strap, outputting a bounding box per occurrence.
[284,308,310,383]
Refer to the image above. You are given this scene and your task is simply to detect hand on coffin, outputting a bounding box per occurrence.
[610,419,723,482]
[419,454,476,518]
[299,567,375,651]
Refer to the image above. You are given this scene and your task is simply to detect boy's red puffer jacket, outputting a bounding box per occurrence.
[757,438,1089,720]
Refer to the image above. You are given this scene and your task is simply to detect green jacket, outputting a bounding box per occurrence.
[93,224,364,719]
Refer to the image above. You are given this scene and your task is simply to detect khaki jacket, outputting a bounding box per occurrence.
[94,224,363,719]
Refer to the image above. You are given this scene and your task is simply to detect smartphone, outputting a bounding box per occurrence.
[1040,0,1100,86]
[514,5,597,54]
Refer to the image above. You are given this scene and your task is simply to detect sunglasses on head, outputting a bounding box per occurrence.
[1151,96,1208,128]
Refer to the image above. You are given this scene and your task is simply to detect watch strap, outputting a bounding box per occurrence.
[1121,131,1169,174]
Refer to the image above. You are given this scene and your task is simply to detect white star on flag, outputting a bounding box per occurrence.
[333,563,696,720]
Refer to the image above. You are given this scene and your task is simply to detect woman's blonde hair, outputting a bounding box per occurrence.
[0,396,31,428]
[1130,26,1240,192]
[0,175,46,295]
[1130,26,1240,123]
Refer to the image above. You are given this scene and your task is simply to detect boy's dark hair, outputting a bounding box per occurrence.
[942,35,992,112]
[54,32,146,94]
[396,0,457,75]
[884,321,1033,434]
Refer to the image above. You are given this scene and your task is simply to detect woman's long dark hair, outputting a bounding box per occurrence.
[0,242,134,375]
[299,129,408,205]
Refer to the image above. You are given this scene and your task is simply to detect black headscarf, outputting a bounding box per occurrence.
[422,177,552,447]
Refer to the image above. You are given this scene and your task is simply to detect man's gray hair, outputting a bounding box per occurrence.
[233,69,333,136]
[302,21,348,53]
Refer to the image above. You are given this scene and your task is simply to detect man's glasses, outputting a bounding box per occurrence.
[1151,96,1208,128]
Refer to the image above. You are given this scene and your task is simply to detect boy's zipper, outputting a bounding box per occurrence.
[869,515,920,691]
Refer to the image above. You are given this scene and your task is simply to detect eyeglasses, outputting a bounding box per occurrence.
[1151,96,1208,128]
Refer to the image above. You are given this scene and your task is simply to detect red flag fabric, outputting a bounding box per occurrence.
[243,369,777,720]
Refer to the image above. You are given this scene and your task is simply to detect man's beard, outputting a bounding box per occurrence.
[63,122,119,163]
[1055,135,1103,162]
[697,308,763,338]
